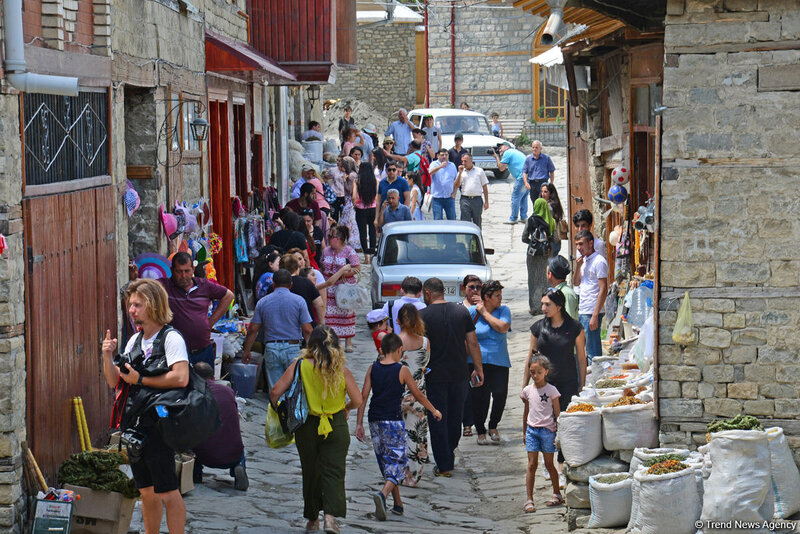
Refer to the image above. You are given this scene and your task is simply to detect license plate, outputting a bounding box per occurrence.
[444,285,458,296]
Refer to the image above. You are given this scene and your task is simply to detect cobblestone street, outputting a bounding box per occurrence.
[129,150,581,533]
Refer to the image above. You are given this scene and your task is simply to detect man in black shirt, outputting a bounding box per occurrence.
[448,132,469,168]
[279,254,324,326]
[420,277,483,476]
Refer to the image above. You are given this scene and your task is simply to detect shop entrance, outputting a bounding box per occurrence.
[209,99,234,290]
[566,104,591,250]
[24,186,117,480]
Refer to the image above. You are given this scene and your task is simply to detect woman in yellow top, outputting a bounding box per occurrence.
[271,325,362,534]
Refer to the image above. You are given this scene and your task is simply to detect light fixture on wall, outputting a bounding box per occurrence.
[190,116,210,141]
[157,97,208,168]
[306,84,321,103]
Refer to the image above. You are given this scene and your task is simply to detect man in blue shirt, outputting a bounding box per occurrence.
[376,162,410,207]
[522,140,556,205]
[241,269,313,386]
[429,149,458,220]
[493,141,528,224]
[384,108,413,155]
[377,189,412,229]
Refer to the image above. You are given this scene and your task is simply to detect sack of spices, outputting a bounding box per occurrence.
[765,427,800,519]
[671,291,696,345]
[601,403,658,451]
[629,447,690,473]
[557,409,603,467]
[634,463,701,534]
[700,429,773,533]
[587,472,633,528]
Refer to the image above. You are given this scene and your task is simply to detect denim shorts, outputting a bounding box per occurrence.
[526,425,557,453]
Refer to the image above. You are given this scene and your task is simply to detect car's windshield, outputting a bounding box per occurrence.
[381,233,485,266]
[436,116,492,136]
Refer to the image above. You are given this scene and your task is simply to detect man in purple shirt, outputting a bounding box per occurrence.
[159,252,234,367]
[191,362,248,490]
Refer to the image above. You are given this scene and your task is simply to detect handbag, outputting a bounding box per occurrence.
[281,360,309,434]
[422,192,433,214]
[334,271,369,310]
[156,368,221,452]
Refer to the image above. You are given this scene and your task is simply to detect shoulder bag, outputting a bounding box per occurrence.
[280,360,309,433]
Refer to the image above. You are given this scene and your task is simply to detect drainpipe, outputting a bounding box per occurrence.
[3,0,78,95]
[450,5,455,106]
[424,1,429,106]
[541,0,568,47]
[360,0,395,29]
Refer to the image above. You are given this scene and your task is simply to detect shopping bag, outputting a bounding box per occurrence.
[671,291,696,345]
[265,404,294,449]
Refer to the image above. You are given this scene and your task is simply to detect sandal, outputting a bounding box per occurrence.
[433,466,452,478]
[476,434,489,446]
[523,500,536,513]
[463,426,473,437]
[488,430,501,442]
[545,494,565,507]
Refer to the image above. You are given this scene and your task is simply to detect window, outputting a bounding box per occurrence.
[534,65,567,121]
[437,116,491,135]
[381,232,485,266]
[23,90,109,186]
[182,100,200,152]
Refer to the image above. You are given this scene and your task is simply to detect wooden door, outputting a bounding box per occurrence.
[566,104,591,256]
[233,104,248,203]
[209,100,234,290]
[24,185,116,480]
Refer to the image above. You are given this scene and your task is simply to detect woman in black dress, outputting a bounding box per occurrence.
[524,288,588,467]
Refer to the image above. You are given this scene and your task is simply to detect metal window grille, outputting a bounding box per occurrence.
[23,91,110,186]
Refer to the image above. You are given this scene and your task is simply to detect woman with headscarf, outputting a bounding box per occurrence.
[338,156,361,251]
[540,183,566,257]
[521,198,557,315]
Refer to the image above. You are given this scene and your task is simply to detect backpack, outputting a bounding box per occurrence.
[523,215,551,257]
[418,154,432,187]
[322,181,337,205]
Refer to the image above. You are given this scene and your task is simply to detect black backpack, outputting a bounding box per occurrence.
[522,215,552,256]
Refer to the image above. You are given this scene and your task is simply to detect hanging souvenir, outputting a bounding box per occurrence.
[611,165,630,186]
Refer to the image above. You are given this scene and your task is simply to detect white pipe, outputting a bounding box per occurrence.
[3,0,79,96]
[541,8,565,46]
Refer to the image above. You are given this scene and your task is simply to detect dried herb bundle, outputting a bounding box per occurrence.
[58,451,139,498]
[707,415,763,434]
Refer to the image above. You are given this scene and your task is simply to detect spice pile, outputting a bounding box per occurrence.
[594,473,630,484]
[595,379,626,389]
[566,403,595,413]
[646,459,690,475]
[707,415,763,433]
[58,451,139,498]
[608,396,644,407]
[643,453,688,467]
[610,374,629,380]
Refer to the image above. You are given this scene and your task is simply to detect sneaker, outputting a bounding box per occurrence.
[391,505,404,516]
[233,464,249,491]
[373,492,387,521]
[503,219,517,225]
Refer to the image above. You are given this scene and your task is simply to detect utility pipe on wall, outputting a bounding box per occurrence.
[424,1,429,107]
[450,4,455,106]
[541,0,568,46]
[3,0,79,96]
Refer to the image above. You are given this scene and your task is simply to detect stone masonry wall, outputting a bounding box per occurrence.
[324,24,417,119]
[0,92,28,533]
[658,0,800,461]
[426,5,543,120]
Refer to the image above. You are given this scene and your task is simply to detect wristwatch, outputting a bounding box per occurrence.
[137,375,143,386]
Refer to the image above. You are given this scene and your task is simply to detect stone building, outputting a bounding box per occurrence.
[531,0,800,461]
[425,3,542,119]
[324,3,423,119]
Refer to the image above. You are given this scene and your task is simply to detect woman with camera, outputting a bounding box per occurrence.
[102,278,190,534]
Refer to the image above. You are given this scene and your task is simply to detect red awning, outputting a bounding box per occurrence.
[205,29,297,84]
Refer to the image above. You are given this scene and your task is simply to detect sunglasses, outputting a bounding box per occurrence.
[387,168,397,172]
[466,285,481,291]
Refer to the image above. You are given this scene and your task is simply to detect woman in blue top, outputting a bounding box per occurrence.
[469,280,511,445]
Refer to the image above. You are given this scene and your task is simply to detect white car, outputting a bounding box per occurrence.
[408,108,512,178]
[370,220,493,308]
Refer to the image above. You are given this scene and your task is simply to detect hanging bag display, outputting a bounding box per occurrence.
[671,291,696,345]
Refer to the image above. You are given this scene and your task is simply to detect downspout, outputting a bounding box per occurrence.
[450,5,455,106]
[3,0,79,96]
[359,1,395,29]
[424,1,429,106]
[541,0,568,46]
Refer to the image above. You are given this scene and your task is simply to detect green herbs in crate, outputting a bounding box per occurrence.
[58,451,139,499]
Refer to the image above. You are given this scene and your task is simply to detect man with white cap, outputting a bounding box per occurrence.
[361,124,377,154]
[291,164,315,199]
[385,109,413,155]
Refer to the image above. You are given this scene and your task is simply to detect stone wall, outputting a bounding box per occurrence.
[426,5,542,120]
[323,24,417,119]
[658,0,800,461]
[0,92,27,533]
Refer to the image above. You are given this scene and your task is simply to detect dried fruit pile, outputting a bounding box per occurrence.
[608,396,644,407]
[566,403,595,413]
[594,473,630,484]
[610,374,629,379]
[707,415,763,433]
[595,379,626,389]
[643,453,688,467]
[646,459,690,475]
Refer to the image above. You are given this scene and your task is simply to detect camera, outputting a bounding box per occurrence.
[486,147,497,155]
[120,427,147,463]
[113,352,133,374]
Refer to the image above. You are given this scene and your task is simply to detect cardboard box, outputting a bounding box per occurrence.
[174,454,195,495]
[63,484,136,534]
